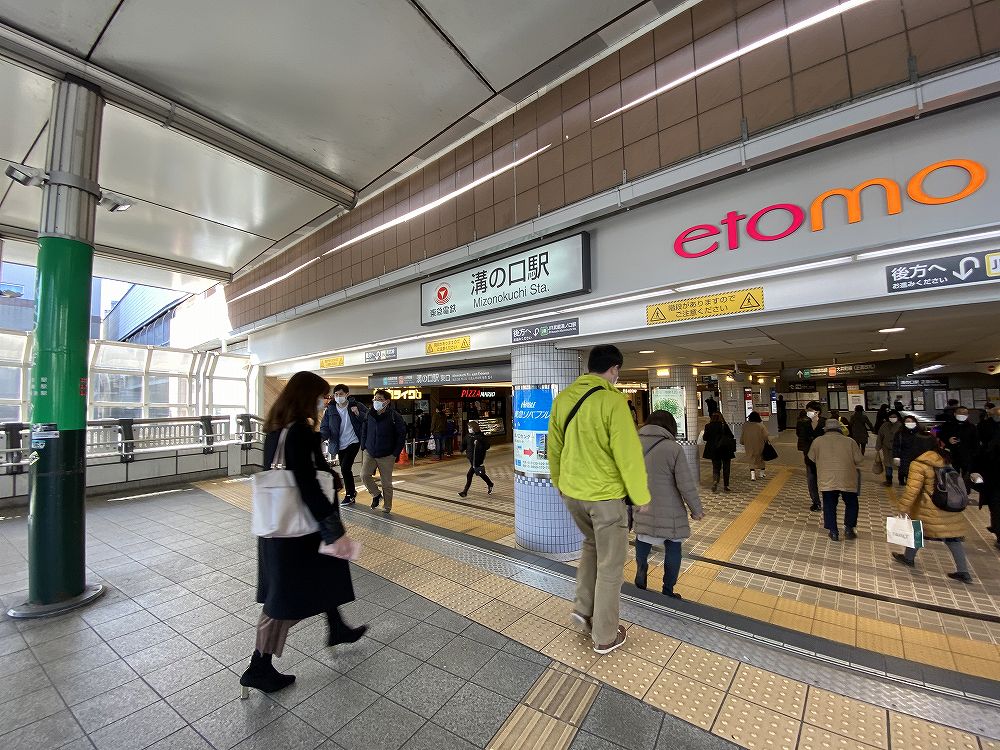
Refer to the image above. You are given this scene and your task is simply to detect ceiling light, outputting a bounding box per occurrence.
[854,229,1000,260]
[638,350,655,354]
[98,191,132,212]
[594,0,878,123]
[912,364,944,374]
[675,257,851,292]
[878,327,905,334]
[692,367,698,376]
[4,163,46,187]
[699,360,714,365]
[870,348,888,352]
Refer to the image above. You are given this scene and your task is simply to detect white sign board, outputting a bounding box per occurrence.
[421,233,590,325]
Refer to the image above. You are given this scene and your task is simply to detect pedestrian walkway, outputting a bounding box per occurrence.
[1,487,998,749]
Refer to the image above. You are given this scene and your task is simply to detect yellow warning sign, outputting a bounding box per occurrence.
[646,287,764,326]
[319,355,345,368]
[425,335,472,355]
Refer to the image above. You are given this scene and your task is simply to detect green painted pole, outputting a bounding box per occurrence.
[8,78,105,617]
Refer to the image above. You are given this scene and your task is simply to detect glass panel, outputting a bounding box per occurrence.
[0,366,19,400]
[91,405,143,420]
[0,403,20,421]
[95,344,147,371]
[212,355,250,378]
[148,405,194,418]
[149,349,195,374]
[92,373,142,403]
[211,378,247,406]
[0,332,26,362]
[147,375,191,404]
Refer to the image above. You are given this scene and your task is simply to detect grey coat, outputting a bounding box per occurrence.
[633,425,702,541]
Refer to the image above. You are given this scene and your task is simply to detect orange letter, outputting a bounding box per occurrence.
[809,178,902,231]
[907,159,986,205]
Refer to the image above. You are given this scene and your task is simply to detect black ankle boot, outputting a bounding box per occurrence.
[634,566,648,590]
[328,624,368,647]
[240,650,295,697]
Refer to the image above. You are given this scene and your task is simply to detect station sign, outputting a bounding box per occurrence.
[646,287,763,326]
[369,363,511,389]
[425,335,471,355]
[319,355,345,368]
[365,347,397,363]
[511,317,579,344]
[885,249,1000,293]
[421,233,591,325]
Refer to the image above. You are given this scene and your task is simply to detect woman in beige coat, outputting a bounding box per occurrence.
[891,443,973,583]
[741,411,769,481]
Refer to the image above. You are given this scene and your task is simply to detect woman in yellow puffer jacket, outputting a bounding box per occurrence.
[890,443,973,583]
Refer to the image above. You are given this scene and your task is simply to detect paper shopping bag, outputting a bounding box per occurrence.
[886,515,923,548]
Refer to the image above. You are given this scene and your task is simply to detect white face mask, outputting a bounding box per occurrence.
[335,395,347,406]
[889,417,898,423]
[905,422,917,430]
[806,411,817,419]
[373,400,386,412]
[956,414,968,422]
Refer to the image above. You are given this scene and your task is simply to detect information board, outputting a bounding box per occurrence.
[650,386,687,440]
[513,385,555,476]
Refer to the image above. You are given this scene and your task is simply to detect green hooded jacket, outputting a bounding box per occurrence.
[547,374,651,505]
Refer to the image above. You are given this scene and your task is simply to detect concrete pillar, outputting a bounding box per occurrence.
[511,343,583,557]
[647,366,701,481]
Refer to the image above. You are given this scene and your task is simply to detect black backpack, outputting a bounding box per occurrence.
[917,461,968,512]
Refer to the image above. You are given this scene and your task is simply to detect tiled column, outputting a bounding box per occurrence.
[719,379,746,447]
[512,343,583,558]
[647,366,701,482]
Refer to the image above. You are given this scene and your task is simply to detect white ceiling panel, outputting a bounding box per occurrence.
[422,0,641,90]
[0,0,119,56]
[0,61,51,164]
[90,0,493,188]
[99,105,336,241]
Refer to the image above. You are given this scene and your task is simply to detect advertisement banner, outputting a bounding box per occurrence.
[513,385,556,476]
[421,233,591,325]
[650,386,687,440]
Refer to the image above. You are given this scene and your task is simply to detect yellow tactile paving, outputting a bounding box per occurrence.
[619,626,680,667]
[531,595,574,625]
[769,610,813,633]
[666,642,739,692]
[467,572,518,597]
[855,632,905,659]
[496,582,553,611]
[487,704,576,750]
[587,649,662,699]
[542,629,601,673]
[523,665,599,727]
[701,469,791,560]
[888,713,980,750]
[645,667,726,730]
[469,599,527,631]
[436,587,493,615]
[712,694,802,750]
[729,664,807,720]
[804,688,888,750]
[501,613,565,652]
[798,723,883,750]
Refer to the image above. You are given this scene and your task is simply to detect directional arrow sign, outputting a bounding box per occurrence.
[523,448,534,457]
[886,250,999,293]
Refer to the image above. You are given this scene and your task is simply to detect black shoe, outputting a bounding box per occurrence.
[665,591,683,600]
[635,568,647,590]
[712,482,718,492]
[382,505,392,514]
[828,530,840,541]
[810,503,821,512]
[371,494,382,509]
[947,572,973,584]
[883,480,892,487]
[239,651,295,697]
[891,552,915,568]
[328,624,368,647]
[458,491,468,498]
[845,528,857,540]
[488,484,494,495]
[723,486,731,492]
[340,495,356,506]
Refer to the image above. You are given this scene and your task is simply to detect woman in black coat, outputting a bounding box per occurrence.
[702,412,736,492]
[241,371,365,697]
[459,420,494,497]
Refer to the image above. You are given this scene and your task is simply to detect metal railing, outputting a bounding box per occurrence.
[0,414,265,472]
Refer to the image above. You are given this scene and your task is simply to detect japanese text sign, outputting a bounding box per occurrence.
[885,250,1000,293]
[425,336,471,355]
[646,287,763,326]
[513,386,555,476]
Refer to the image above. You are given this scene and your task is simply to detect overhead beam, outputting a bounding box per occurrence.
[0,23,357,210]
[0,223,232,283]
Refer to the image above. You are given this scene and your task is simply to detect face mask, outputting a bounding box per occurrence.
[373,401,386,412]
[806,411,817,419]
[956,414,968,422]
[335,396,347,406]
[889,417,898,423]
[905,422,917,430]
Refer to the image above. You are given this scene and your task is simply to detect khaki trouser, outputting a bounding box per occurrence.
[562,496,629,646]
[362,453,396,509]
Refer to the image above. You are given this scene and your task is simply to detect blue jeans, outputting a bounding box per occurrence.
[635,539,683,595]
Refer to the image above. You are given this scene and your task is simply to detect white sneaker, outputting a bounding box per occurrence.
[569,611,592,634]
[750,470,756,480]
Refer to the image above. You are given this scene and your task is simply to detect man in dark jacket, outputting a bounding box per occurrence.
[430,404,447,460]
[360,389,407,513]
[796,400,825,511]
[320,384,368,506]
[939,406,978,487]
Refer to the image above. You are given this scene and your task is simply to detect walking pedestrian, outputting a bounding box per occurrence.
[875,410,902,486]
[241,372,366,697]
[459,420,494,497]
[548,344,650,655]
[849,405,874,455]
[320,384,368,506]
[634,411,703,600]
[741,411,768,481]
[940,406,979,488]
[797,401,825,511]
[892,416,934,487]
[777,395,788,432]
[430,404,447,461]
[702,412,735,492]
[360,389,407,513]
[873,404,890,434]
[808,419,863,541]
[973,405,1000,548]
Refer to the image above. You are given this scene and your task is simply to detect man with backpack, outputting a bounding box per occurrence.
[548,344,650,655]
[890,438,973,583]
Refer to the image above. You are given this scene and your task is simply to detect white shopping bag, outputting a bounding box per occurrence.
[886,515,923,549]
[426,437,436,452]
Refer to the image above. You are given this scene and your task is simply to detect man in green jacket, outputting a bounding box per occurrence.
[548,344,650,654]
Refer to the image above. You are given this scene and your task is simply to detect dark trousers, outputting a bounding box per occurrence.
[434,433,445,459]
[337,442,361,497]
[822,490,859,531]
[853,437,866,455]
[711,458,731,487]
[635,539,683,595]
[804,458,820,505]
[462,464,493,493]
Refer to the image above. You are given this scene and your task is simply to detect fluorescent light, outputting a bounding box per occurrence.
[854,229,1000,260]
[594,0,878,124]
[675,257,851,292]
[870,348,888,352]
[700,360,714,364]
[230,257,321,303]
[639,350,655,354]
[878,327,905,333]
[912,364,944,374]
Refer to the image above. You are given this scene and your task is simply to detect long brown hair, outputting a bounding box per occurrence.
[710,412,726,424]
[265,371,330,432]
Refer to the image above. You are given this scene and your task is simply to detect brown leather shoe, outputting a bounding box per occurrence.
[593,625,627,654]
